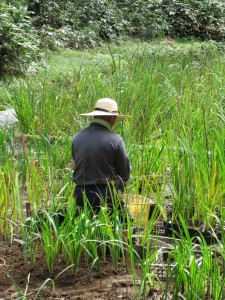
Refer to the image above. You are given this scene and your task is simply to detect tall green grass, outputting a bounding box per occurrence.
[1,40,225,298]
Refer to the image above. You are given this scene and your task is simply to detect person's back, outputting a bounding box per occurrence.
[72,98,130,211]
[72,119,130,189]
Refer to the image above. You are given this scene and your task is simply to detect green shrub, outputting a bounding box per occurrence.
[28,0,129,41]
[27,0,225,45]
[38,25,101,50]
[161,0,225,40]
[115,0,169,38]
[1,0,225,75]
[0,2,40,77]
[118,0,225,41]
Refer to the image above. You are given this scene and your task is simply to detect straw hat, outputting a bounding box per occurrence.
[80,98,129,118]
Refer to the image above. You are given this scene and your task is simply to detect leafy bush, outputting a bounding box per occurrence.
[27,0,225,46]
[0,2,40,77]
[1,0,225,77]
[117,0,225,41]
[39,25,101,50]
[29,0,129,41]
[161,0,225,41]
[115,0,168,38]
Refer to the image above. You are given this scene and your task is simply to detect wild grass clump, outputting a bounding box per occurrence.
[161,219,225,300]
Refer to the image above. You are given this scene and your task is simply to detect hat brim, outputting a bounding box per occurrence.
[80,110,129,118]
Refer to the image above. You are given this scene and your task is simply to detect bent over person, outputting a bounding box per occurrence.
[72,98,131,218]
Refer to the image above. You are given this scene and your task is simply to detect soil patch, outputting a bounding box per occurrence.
[0,238,150,300]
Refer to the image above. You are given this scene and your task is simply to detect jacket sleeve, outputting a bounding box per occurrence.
[115,139,131,190]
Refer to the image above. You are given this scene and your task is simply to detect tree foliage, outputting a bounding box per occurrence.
[1,0,225,77]
[26,0,225,42]
[0,2,40,77]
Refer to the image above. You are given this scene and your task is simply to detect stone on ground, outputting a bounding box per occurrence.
[0,108,18,127]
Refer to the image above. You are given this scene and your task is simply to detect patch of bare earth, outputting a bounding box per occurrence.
[0,238,157,300]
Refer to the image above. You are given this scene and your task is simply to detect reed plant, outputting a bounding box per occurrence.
[37,208,62,274]
[59,207,87,274]
[96,207,125,271]
[19,214,40,266]
[0,171,11,237]
[58,204,112,276]
[161,216,225,299]
[137,224,159,299]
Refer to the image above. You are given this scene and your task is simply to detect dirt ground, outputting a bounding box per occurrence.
[0,237,162,300]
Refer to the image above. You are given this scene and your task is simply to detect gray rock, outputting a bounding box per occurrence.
[0,108,18,127]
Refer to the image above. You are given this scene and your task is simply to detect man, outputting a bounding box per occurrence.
[72,98,131,214]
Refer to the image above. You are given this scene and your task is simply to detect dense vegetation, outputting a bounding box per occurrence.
[1,41,225,298]
[1,1,225,298]
[1,0,225,76]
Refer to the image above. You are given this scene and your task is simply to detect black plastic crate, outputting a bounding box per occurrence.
[152,222,165,235]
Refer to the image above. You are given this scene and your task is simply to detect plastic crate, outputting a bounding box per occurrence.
[150,263,172,280]
[152,222,165,235]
